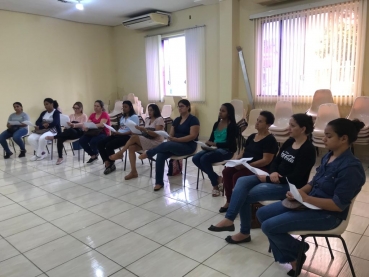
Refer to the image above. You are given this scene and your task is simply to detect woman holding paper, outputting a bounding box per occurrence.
[257,119,366,276]
[28,98,61,161]
[139,99,200,191]
[0,102,30,158]
[220,111,278,210]
[109,104,164,180]
[46,102,88,165]
[208,114,316,244]
[192,103,238,197]
[97,100,139,174]
[79,100,111,164]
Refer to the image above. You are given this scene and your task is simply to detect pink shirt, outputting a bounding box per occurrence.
[88,111,111,136]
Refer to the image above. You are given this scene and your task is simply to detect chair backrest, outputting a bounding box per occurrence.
[347,96,369,127]
[314,103,340,131]
[231,99,245,122]
[114,101,123,112]
[59,114,70,127]
[162,105,172,118]
[273,100,293,127]
[309,89,334,115]
[127,93,135,104]
[248,109,263,127]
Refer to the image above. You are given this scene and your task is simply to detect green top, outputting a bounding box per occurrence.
[214,128,227,144]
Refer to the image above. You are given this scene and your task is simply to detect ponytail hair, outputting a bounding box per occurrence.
[291,113,314,134]
[328,118,365,144]
[53,100,59,109]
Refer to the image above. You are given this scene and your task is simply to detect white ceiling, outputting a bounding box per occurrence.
[0,0,205,26]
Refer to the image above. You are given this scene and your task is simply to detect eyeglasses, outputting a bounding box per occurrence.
[178,105,186,108]
[73,107,80,110]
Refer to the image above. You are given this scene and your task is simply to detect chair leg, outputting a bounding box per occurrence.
[294,236,307,277]
[46,145,50,154]
[124,150,127,171]
[339,236,356,277]
[69,143,73,156]
[183,158,188,186]
[83,150,85,163]
[196,168,200,190]
[325,237,334,259]
[50,143,53,160]
[149,159,153,178]
[201,171,205,179]
[11,139,16,154]
[268,245,271,253]
[313,236,318,247]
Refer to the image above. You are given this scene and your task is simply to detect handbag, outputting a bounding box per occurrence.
[250,203,263,229]
[84,128,103,137]
[32,127,56,135]
[281,198,307,210]
[167,159,183,176]
[141,127,156,139]
[6,126,21,134]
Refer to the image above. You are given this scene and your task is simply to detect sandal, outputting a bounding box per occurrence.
[109,151,124,161]
[212,189,221,197]
[56,158,64,165]
[154,184,163,191]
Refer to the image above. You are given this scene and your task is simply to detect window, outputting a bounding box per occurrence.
[255,0,365,105]
[162,36,187,97]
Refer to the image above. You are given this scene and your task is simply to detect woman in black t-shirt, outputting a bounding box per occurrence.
[220,111,278,213]
[208,114,316,245]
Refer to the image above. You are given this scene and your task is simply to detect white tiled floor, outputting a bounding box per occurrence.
[0,144,368,277]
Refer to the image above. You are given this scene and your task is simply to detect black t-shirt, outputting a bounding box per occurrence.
[273,146,298,177]
[243,134,278,167]
[172,114,200,141]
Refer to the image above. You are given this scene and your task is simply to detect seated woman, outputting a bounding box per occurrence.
[220,111,278,212]
[208,114,316,245]
[97,100,139,174]
[109,104,164,180]
[192,103,238,197]
[257,119,366,277]
[28,98,61,161]
[46,102,88,165]
[0,102,30,159]
[79,100,111,164]
[139,99,200,191]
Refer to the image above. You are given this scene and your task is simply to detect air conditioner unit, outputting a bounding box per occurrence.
[122,13,170,30]
[254,0,294,6]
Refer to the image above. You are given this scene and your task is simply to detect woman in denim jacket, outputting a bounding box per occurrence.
[257,118,366,276]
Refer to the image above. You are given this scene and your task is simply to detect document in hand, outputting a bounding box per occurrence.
[196,141,217,151]
[243,163,269,176]
[287,179,321,210]
[22,121,35,127]
[224,158,253,167]
[103,123,116,132]
[125,119,142,134]
[84,122,98,129]
[8,121,22,125]
[154,131,170,138]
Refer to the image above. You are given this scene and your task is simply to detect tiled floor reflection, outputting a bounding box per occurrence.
[0,144,368,276]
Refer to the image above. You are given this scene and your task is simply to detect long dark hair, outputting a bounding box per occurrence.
[123,100,136,117]
[95,100,105,112]
[44,98,59,109]
[148,104,162,118]
[219,103,236,125]
[178,99,191,113]
[292,113,314,134]
[328,118,365,144]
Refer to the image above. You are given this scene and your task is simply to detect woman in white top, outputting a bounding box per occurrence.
[110,104,164,180]
[46,102,88,165]
[0,102,30,158]
[28,98,61,161]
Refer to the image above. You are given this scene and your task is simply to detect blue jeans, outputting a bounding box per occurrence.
[225,175,289,234]
[79,134,107,156]
[257,201,342,263]
[192,149,233,187]
[147,141,197,186]
[0,128,28,153]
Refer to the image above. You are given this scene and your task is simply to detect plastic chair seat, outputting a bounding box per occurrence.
[259,200,280,206]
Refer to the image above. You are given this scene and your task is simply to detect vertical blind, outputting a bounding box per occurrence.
[254,0,366,105]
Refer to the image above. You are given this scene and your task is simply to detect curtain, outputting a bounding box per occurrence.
[254,0,366,105]
[185,27,206,102]
[145,35,164,102]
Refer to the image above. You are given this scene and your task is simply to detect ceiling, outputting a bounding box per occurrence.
[0,0,206,26]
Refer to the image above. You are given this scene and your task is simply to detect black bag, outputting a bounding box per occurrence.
[250,203,263,229]
[167,159,183,176]
[141,127,156,139]
[7,126,21,134]
[84,128,103,137]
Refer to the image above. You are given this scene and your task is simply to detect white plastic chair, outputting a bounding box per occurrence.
[269,101,293,132]
[162,105,173,131]
[3,125,30,156]
[109,101,123,117]
[231,99,246,123]
[242,109,262,139]
[312,103,340,138]
[347,96,369,131]
[306,89,334,118]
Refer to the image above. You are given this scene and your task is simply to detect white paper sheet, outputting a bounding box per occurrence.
[225,158,253,167]
[243,163,270,176]
[103,123,117,132]
[287,179,321,210]
[196,141,217,150]
[125,119,142,134]
[84,122,98,129]
[22,121,35,127]
[154,131,170,138]
[8,121,22,125]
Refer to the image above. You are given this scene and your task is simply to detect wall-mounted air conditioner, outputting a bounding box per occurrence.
[122,12,171,30]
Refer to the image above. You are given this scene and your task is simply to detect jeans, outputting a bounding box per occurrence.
[146,141,197,186]
[79,134,107,156]
[257,201,342,263]
[28,131,57,157]
[0,128,28,153]
[225,175,289,234]
[56,128,83,158]
[192,149,233,187]
[97,135,130,163]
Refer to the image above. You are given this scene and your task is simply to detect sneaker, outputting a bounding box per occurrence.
[56,158,64,165]
[86,156,98,164]
[18,150,26,158]
[30,155,39,161]
[4,152,13,159]
[103,164,116,175]
[36,153,47,161]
